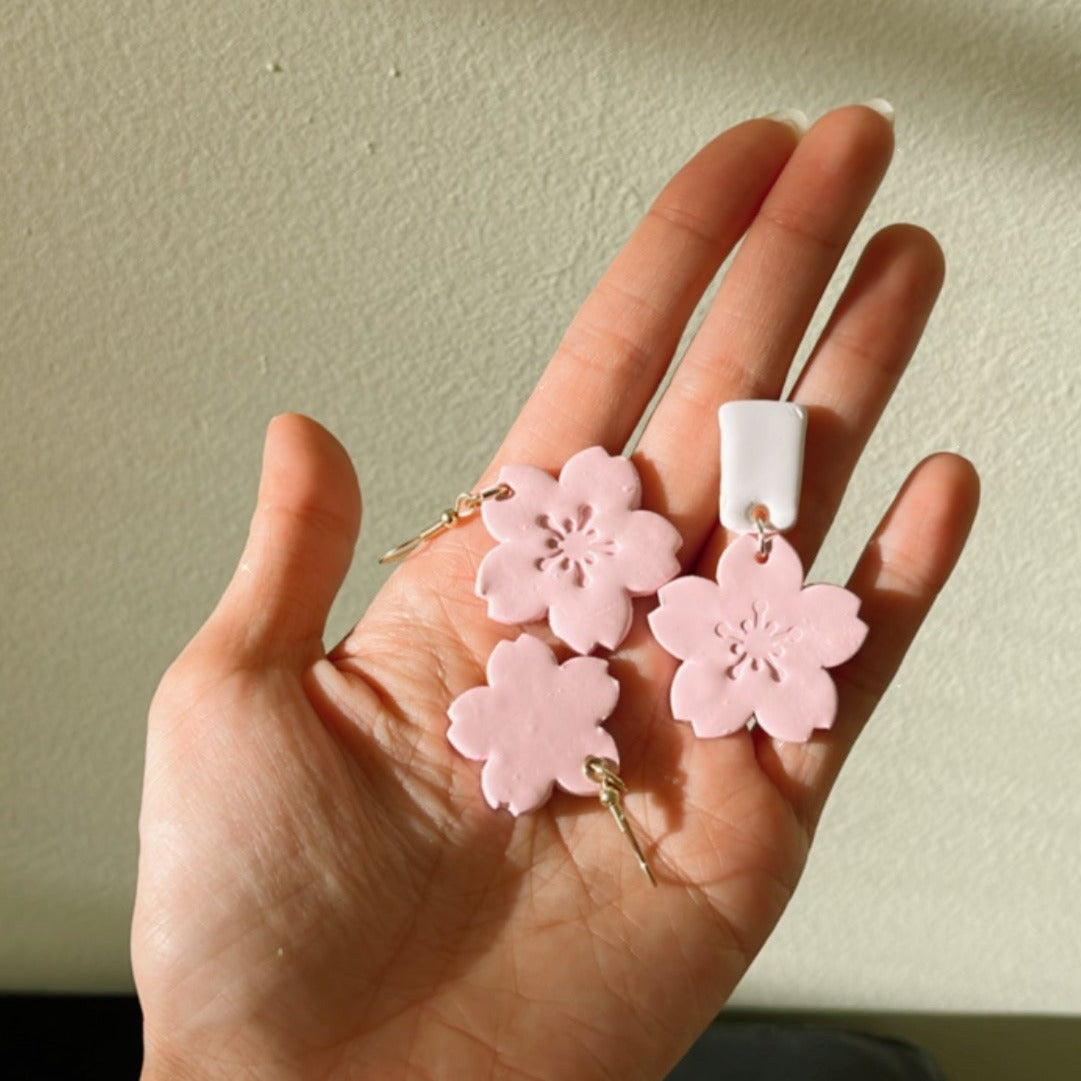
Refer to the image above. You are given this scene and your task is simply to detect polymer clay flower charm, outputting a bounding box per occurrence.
[477,446,682,654]
[648,534,868,743]
[447,633,620,815]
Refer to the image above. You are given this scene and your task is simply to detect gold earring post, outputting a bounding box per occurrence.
[584,756,657,887]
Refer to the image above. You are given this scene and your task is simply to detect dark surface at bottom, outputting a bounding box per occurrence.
[668,1021,945,1080]
[3,996,1079,1079]
[2,995,142,1079]
[1,995,943,1080]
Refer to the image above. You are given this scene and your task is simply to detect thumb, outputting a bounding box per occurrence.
[205,413,361,665]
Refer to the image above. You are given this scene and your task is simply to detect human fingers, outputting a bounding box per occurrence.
[637,104,895,562]
[754,452,980,830]
[695,222,946,577]
[485,116,802,478]
[786,224,945,566]
[199,414,362,667]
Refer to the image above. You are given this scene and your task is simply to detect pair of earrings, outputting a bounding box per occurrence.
[380,402,868,885]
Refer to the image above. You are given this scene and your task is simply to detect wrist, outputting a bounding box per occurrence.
[140,1034,294,1081]
[141,1043,224,1081]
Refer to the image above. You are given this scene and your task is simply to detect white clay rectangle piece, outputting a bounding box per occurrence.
[719,401,807,532]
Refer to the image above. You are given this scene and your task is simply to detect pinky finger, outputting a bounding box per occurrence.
[756,452,981,830]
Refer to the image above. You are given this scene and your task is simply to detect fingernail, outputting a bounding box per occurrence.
[862,98,895,125]
[764,108,809,137]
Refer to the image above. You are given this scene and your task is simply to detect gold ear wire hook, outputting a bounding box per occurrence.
[378,483,513,564]
[584,756,657,887]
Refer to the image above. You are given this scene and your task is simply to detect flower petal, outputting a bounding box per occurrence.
[648,576,728,662]
[611,509,682,594]
[480,464,561,541]
[476,540,552,625]
[557,655,621,721]
[481,751,555,815]
[558,446,642,514]
[485,633,553,687]
[670,658,757,738]
[753,665,838,743]
[716,533,806,597]
[792,583,868,668]
[446,685,497,761]
[549,577,633,653]
[553,726,620,799]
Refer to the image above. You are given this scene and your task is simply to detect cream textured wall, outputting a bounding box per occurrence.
[2,0,1079,1012]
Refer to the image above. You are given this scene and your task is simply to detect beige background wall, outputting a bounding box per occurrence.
[2,0,1079,1014]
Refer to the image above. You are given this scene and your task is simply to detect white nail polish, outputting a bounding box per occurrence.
[862,98,895,125]
[764,108,809,137]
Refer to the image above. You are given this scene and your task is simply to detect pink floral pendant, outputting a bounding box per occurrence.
[648,534,866,742]
[447,633,656,882]
[447,634,620,815]
[648,401,867,743]
[379,447,667,880]
[476,446,682,654]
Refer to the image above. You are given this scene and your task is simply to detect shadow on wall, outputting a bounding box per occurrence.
[0,877,135,993]
[480,0,1081,162]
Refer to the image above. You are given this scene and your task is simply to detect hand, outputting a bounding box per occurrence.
[133,105,979,1080]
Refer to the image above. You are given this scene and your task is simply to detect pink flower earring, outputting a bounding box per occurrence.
[474,446,682,653]
[445,634,619,811]
[381,446,683,883]
[648,402,867,743]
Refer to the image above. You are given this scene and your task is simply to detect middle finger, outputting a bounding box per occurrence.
[637,104,895,563]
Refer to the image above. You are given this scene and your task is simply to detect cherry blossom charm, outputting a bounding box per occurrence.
[447,634,620,815]
[379,448,666,882]
[648,401,867,743]
[649,534,867,742]
[447,634,657,882]
[476,446,682,654]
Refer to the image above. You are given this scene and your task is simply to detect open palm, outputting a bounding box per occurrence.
[133,106,979,1081]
